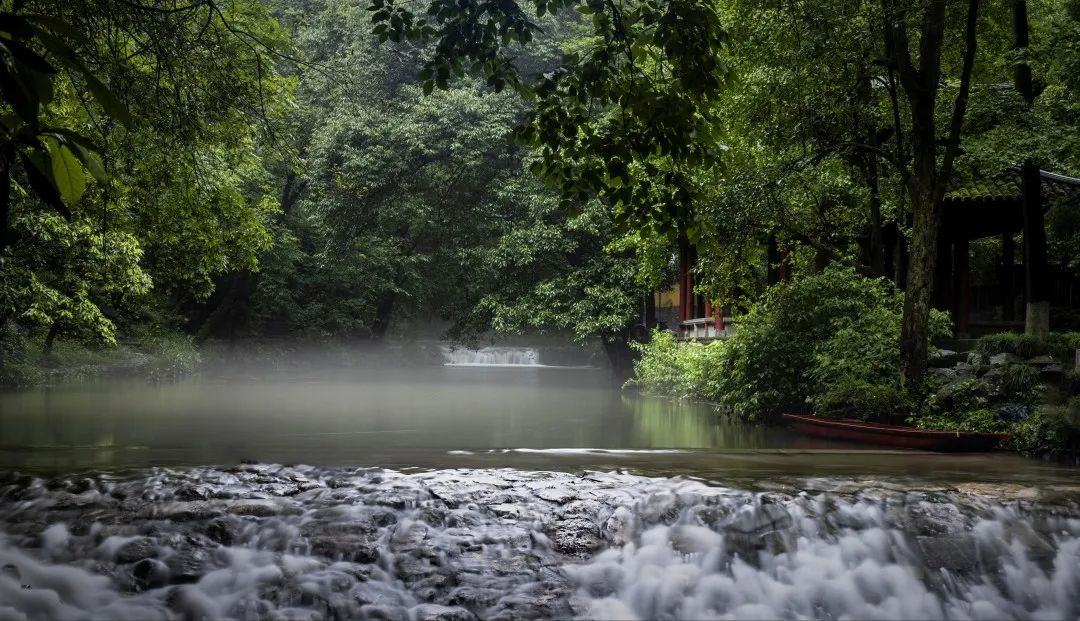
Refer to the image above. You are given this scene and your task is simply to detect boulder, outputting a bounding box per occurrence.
[930,349,963,368]
[726,502,792,536]
[989,353,1022,367]
[1038,363,1066,384]
[116,537,158,564]
[915,535,979,572]
[1026,355,1057,367]
[131,558,170,591]
[549,518,602,557]
[996,404,1030,422]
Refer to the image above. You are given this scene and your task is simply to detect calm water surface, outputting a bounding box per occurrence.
[0,363,1075,487]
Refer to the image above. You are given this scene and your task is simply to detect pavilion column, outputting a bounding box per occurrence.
[678,243,689,323]
[1013,0,1050,338]
[934,236,954,314]
[953,238,971,338]
[1001,233,1015,321]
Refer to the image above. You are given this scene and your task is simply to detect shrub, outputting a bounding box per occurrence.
[1002,364,1040,404]
[627,330,725,401]
[816,376,914,423]
[909,408,1011,435]
[0,321,41,386]
[975,331,1080,366]
[1012,400,1080,460]
[975,332,1045,359]
[710,267,949,422]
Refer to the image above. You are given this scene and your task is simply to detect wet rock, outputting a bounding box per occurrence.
[1026,355,1057,367]
[990,352,1021,366]
[165,549,210,583]
[533,486,576,505]
[174,485,211,501]
[550,518,601,557]
[116,537,158,564]
[904,501,966,536]
[1039,363,1066,383]
[160,501,221,522]
[726,502,792,536]
[996,404,1030,422]
[930,349,962,368]
[601,506,634,546]
[361,605,409,621]
[131,558,170,591]
[229,500,280,517]
[447,586,503,609]
[916,535,979,571]
[929,367,958,381]
[204,517,237,546]
[309,534,379,563]
[410,603,477,621]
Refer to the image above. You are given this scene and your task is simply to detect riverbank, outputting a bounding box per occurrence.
[627,330,1080,462]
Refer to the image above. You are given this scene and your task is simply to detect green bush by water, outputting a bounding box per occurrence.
[629,267,946,421]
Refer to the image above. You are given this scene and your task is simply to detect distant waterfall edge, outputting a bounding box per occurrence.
[440,345,598,368]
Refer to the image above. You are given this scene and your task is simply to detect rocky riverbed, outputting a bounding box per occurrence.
[1,465,1078,620]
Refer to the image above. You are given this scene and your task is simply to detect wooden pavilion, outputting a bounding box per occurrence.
[936,168,1080,337]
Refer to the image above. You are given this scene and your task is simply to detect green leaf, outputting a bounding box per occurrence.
[19,150,71,219]
[47,139,87,207]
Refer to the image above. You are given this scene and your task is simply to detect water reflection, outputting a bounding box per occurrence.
[1,364,1077,487]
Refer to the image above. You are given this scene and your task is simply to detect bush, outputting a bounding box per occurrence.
[975,331,1080,366]
[1002,364,1041,404]
[0,321,41,386]
[1012,400,1080,460]
[975,332,1045,359]
[712,267,949,421]
[909,408,1011,435]
[627,330,725,401]
[816,376,914,423]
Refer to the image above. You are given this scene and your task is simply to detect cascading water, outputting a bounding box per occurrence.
[1,465,1078,620]
[442,346,542,367]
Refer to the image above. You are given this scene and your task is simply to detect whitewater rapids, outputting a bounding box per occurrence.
[0,465,1078,620]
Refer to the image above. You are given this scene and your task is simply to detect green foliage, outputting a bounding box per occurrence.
[370,0,731,241]
[712,268,915,420]
[628,268,940,422]
[626,330,725,401]
[909,408,1011,435]
[1012,400,1080,460]
[975,332,1046,359]
[974,331,1080,365]
[1003,364,1042,405]
[816,377,914,424]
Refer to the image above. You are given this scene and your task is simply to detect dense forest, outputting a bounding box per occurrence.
[1,0,1079,397]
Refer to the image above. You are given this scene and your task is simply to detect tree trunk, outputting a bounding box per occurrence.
[889,0,980,394]
[899,167,940,392]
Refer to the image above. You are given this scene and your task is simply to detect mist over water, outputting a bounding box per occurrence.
[2,345,1080,620]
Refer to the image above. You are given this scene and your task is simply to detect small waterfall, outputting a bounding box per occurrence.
[1,466,1078,620]
[442,346,541,367]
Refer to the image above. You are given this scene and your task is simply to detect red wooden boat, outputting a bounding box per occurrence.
[783,414,1009,452]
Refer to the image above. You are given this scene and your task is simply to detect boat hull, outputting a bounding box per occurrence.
[783,414,1008,452]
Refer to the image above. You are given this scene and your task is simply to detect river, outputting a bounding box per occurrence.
[1,353,1078,619]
